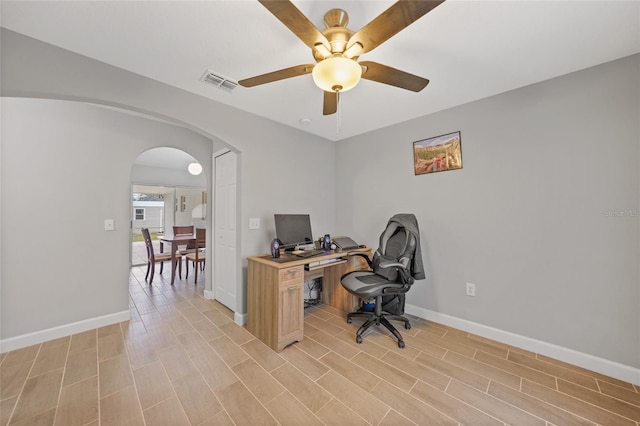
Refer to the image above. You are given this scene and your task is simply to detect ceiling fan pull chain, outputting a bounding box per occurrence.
[336,90,341,134]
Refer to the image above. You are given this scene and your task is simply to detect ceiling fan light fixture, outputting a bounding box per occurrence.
[313,42,332,59]
[343,42,364,59]
[188,162,203,175]
[312,56,362,93]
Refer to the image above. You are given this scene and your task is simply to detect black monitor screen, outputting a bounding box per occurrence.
[274,214,313,250]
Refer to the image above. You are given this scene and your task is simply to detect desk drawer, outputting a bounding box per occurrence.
[279,266,303,283]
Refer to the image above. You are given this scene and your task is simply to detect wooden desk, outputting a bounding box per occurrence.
[160,234,195,285]
[247,248,370,351]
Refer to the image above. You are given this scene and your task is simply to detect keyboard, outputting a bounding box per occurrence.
[296,249,326,258]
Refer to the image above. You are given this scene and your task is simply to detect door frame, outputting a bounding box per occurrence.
[205,148,242,325]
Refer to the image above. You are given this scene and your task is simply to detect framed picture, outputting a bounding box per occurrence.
[413,131,462,175]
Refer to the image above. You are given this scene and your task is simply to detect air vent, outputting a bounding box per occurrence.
[200,70,238,93]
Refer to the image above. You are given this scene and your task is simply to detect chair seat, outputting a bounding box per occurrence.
[186,251,206,261]
[153,252,174,262]
[341,271,406,299]
[180,248,204,255]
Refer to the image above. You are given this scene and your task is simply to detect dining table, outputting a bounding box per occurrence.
[159,233,196,285]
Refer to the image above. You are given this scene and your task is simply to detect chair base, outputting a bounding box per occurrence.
[347,309,411,348]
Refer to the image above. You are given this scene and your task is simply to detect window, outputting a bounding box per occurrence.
[134,208,145,221]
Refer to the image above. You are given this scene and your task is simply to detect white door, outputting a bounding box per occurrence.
[214,150,237,311]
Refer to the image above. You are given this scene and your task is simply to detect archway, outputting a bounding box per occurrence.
[131,147,208,270]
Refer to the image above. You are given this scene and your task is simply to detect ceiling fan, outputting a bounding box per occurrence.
[239,0,445,115]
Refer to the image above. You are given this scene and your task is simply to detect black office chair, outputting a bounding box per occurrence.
[340,214,424,348]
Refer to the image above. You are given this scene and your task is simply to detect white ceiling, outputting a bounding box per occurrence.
[2,1,639,141]
[134,147,198,171]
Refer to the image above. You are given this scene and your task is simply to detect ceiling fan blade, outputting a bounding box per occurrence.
[259,0,330,51]
[238,64,314,87]
[348,1,445,54]
[323,91,337,115]
[360,61,429,92]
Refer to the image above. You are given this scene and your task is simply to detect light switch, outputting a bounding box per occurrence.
[249,218,260,230]
[104,219,115,231]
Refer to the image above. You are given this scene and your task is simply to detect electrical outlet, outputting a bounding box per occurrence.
[249,218,260,230]
[466,282,476,297]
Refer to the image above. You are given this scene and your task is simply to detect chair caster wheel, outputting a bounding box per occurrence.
[405,323,411,330]
[356,336,363,344]
[347,318,352,324]
[398,340,405,349]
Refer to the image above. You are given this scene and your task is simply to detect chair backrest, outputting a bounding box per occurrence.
[141,228,155,261]
[371,224,417,284]
[173,225,194,236]
[194,228,206,250]
[174,225,195,249]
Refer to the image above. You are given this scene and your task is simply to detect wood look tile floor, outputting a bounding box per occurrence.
[1,266,638,425]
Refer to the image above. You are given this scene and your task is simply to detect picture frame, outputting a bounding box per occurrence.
[413,131,462,175]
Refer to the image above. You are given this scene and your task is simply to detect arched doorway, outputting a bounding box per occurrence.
[131,147,208,284]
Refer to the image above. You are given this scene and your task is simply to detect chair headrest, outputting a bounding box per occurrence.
[379,225,415,260]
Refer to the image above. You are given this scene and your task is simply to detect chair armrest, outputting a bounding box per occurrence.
[347,251,373,269]
[379,261,415,285]
[379,261,405,269]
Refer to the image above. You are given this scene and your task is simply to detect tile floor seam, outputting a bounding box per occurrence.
[5,344,43,425]
[487,380,550,426]
[439,380,508,425]
[522,378,629,426]
[555,381,640,424]
[49,340,72,426]
[179,338,238,423]
[5,266,639,426]
[122,328,147,426]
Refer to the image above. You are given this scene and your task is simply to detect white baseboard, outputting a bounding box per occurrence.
[235,312,247,326]
[202,290,244,325]
[405,304,640,386]
[0,310,130,353]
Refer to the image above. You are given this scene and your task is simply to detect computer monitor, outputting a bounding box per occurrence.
[274,214,314,251]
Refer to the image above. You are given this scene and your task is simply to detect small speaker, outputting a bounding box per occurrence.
[323,234,331,251]
[270,238,280,258]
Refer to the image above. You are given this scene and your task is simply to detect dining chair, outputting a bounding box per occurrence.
[173,225,194,236]
[141,228,176,284]
[185,228,206,283]
[173,225,194,278]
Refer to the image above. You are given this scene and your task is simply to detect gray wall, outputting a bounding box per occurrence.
[175,188,205,227]
[1,29,638,376]
[1,29,337,340]
[1,98,214,339]
[335,54,640,369]
[131,164,208,188]
[0,29,338,263]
